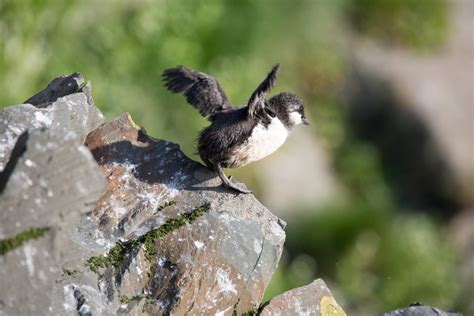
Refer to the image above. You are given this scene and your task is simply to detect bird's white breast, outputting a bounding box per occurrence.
[230,116,288,167]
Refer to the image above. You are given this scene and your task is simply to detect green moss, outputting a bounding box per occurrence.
[155,200,177,213]
[142,297,159,313]
[182,203,210,223]
[86,203,211,272]
[62,268,80,277]
[119,294,144,304]
[141,202,210,262]
[0,227,50,256]
[106,241,129,268]
[86,255,109,273]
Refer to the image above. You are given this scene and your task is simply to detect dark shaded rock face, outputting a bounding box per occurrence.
[0,74,295,315]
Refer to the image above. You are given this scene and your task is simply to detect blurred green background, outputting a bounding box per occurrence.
[1,0,471,314]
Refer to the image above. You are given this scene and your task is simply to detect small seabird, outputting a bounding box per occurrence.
[162,64,309,193]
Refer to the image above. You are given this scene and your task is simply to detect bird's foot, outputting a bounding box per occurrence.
[214,163,252,194]
[224,180,252,194]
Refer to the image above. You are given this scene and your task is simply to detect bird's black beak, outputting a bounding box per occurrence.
[302,116,310,125]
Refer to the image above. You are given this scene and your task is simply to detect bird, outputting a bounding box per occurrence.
[162,64,309,193]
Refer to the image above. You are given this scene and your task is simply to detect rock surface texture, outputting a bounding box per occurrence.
[260,279,346,316]
[0,74,346,315]
[383,304,462,316]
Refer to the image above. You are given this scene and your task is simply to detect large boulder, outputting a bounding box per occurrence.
[80,113,286,315]
[0,74,291,315]
[0,74,107,315]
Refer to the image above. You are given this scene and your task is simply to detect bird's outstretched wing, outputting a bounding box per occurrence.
[246,64,280,117]
[162,66,233,118]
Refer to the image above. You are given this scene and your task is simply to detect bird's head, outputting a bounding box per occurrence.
[267,92,309,129]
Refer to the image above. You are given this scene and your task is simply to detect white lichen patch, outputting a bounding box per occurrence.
[24,159,35,167]
[114,207,128,218]
[216,268,237,295]
[158,256,167,267]
[63,285,76,312]
[34,111,53,127]
[23,244,36,276]
[194,240,204,249]
[253,239,262,254]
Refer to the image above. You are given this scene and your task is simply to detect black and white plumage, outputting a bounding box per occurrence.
[162,64,308,193]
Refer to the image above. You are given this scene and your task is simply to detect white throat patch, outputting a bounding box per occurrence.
[229,116,289,167]
[289,111,303,125]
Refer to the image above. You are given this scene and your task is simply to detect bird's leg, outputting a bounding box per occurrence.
[214,163,251,194]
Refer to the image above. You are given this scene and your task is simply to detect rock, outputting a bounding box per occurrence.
[260,279,346,316]
[80,113,285,315]
[0,73,341,315]
[0,128,106,315]
[0,73,104,172]
[383,304,462,316]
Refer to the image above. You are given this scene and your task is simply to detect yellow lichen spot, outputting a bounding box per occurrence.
[320,295,346,316]
[126,113,141,130]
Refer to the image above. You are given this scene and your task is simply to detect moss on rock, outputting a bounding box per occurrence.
[86,203,210,272]
[0,227,50,256]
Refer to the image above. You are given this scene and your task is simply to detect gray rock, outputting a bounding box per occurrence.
[383,304,462,316]
[0,73,104,172]
[260,278,346,316]
[0,74,334,315]
[0,128,106,315]
[78,113,285,315]
[0,108,286,315]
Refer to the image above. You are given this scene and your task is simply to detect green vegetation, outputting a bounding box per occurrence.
[347,0,449,49]
[0,227,50,255]
[86,254,110,273]
[86,203,210,272]
[155,200,177,213]
[119,294,145,304]
[62,268,80,277]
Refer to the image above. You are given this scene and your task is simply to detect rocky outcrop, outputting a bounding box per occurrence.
[260,279,346,316]
[383,304,462,316]
[0,74,343,315]
[0,73,103,172]
[81,113,286,315]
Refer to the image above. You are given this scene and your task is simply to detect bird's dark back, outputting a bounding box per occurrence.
[197,108,258,167]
